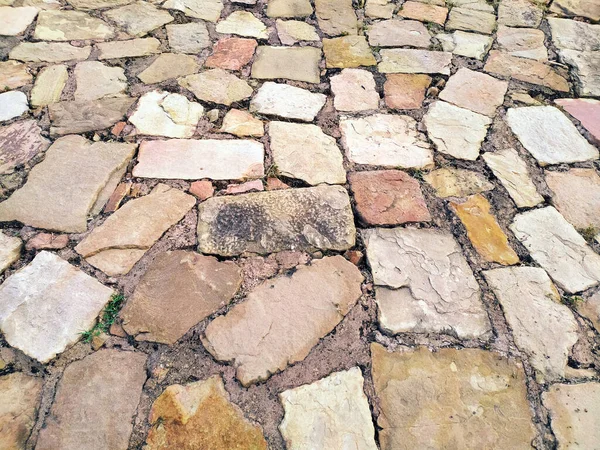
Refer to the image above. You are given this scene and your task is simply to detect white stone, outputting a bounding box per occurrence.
[436,30,492,60]
[0,232,21,274]
[330,68,379,112]
[379,49,452,74]
[559,49,600,97]
[0,6,38,35]
[0,91,28,122]
[74,61,127,101]
[250,82,326,122]
[0,251,114,363]
[548,18,600,52]
[215,11,268,38]
[162,0,223,21]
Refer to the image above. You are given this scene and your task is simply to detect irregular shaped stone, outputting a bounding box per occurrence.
[482,148,543,208]
[498,0,543,27]
[9,42,91,63]
[179,69,253,106]
[315,0,357,36]
[121,251,241,344]
[349,170,430,225]
[424,101,491,160]
[162,0,223,21]
[166,22,210,54]
[559,49,600,97]
[129,91,203,138]
[439,68,508,117]
[49,97,134,135]
[484,267,578,382]
[0,61,31,90]
[323,36,376,68]
[379,49,452,74]
[269,121,345,185]
[219,109,264,136]
[548,18,600,53]
[510,206,600,293]
[280,368,377,450]
[203,256,362,384]
[365,0,395,18]
[555,98,600,142]
[145,376,267,449]
[139,53,199,84]
[0,252,114,362]
[341,114,433,168]
[330,68,379,112]
[398,0,448,25]
[74,61,126,101]
[371,344,536,449]
[446,7,495,34]
[276,19,319,44]
[364,227,490,338]
[0,120,50,174]
[550,0,600,20]
[383,73,430,110]
[251,46,321,82]
[267,0,312,17]
[367,19,430,48]
[579,291,600,332]
[104,1,173,37]
[0,91,27,122]
[0,6,38,36]
[67,0,133,8]
[35,10,113,41]
[249,82,326,121]
[75,184,195,276]
[26,233,69,251]
[216,11,267,38]
[497,26,547,61]
[0,372,43,450]
[0,231,21,274]
[506,106,599,165]
[133,138,264,179]
[36,350,147,450]
[423,167,494,198]
[225,179,263,195]
[436,30,492,60]
[190,180,214,200]
[205,38,256,70]
[31,64,67,107]
[198,186,355,256]
[451,194,518,265]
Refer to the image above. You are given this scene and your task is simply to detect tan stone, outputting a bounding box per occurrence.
[219,109,264,137]
[251,46,321,83]
[26,233,69,251]
[67,0,133,9]
[267,0,312,17]
[499,0,543,27]
[179,69,253,106]
[34,10,114,41]
[275,19,319,44]
[250,82,326,121]
[0,373,43,450]
[9,42,91,63]
[365,0,395,18]
[323,36,376,68]
[74,61,126,101]
[138,53,199,84]
[379,49,452,74]
[397,0,448,25]
[103,1,173,37]
[423,167,494,198]
[0,6,38,35]
[49,97,134,135]
[215,11,268,38]
[578,291,600,332]
[166,22,210,54]
[550,0,600,21]
[162,0,223,21]
[446,7,496,34]
[0,231,21,274]
[315,0,357,36]
[497,25,547,61]
[384,73,431,110]
[367,19,431,48]
[31,65,68,107]
[0,61,31,90]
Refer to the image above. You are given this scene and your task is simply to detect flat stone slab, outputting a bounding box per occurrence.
[446,7,496,34]
[179,68,253,106]
[551,0,600,20]
[559,49,600,97]
[31,64,68,108]
[219,109,264,136]
[556,98,600,142]
[162,0,223,21]
[366,0,395,18]
[423,167,494,198]
[315,0,358,36]
[34,10,114,41]
[379,49,452,74]
[215,11,268,38]
[133,138,264,180]
[331,69,379,112]
[0,91,28,122]
[98,38,161,59]
[75,184,195,276]
[49,97,134,135]
[371,344,536,449]
[205,37,257,70]
[103,1,173,37]
[498,0,543,27]
[66,0,133,8]
[484,267,579,382]
[74,61,126,101]
[0,60,31,89]
[138,53,200,84]
[367,19,430,48]
[0,120,50,174]
[548,18,600,52]
[437,30,492,60]
[506,106,599,165]
[9,42,91,63]
[0,6,38,36]
[510,206,600,293]
[251,46,321,83]
[398,0,448,24]
[276,19,319,44]
[364,227,491,339]
[202,256,363,385]
[267,0,313,17]
[497,26,547,61]
[36,349,147,450]
[250,82,326,121]
[279,367,377,450]
[323,36,376,68]
[577,291,600,332]
[0,231,21,274]
[0,251,114,362]
[166,23,210,54]
[340,113,433,168]
[383,73,430,110]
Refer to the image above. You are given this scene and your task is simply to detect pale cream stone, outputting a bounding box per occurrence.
[103,1,173,37]
[216,11,268,38]
[31,65,68,108]
[0,6,38,36]
[0,232,21,274]
[275,19,319,44]
[219,109,264,137]
[9,42,91,63]
[34,10,114,41]
[74,61,127,101]
[97,38,161,60]
[162,0,223,21]
[250,82,326,121]
[379,49,452,74]
[179,69,253,106]
[436,30,492,60]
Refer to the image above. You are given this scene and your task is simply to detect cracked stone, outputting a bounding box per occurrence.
[0,91,28,123]
[74,61,127,101]
[49,97,134,135]
[205,38,257,70]
[31,64,68,107]
[9,42,91,63]
[0,6,38,36]
[383,73,430,110]
[379,49,452,74]
[162,0,223,21]
[103,1,173,37]
[330,68,379,112]
[166,23,210,54]
[251,46,321,83]
[250,82,326,121]
[498,0,543,27]
[215,11,268,38]
[446,7,496,34]
[25,233,69,251]
[398,1,448,25]
[315,0,358,36]
[138,53,199,84]
[367,19,431,48]
[0,61,31,90]
[267,0,313,17]
[497,26,547,61]
[423,167,494,198]
[219,109,264,137]
[555,98,600,143]
[0,231,21,274]
[276,19,320,44]
[0,120,50,174]
[436,30,492,60]
[34,10,114,41]
[180,69,253,106]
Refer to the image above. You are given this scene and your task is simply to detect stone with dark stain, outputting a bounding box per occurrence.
[0,120,49,174]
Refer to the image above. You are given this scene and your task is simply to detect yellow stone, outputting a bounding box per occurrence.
[451,194,519,265]
[323,36,376,68]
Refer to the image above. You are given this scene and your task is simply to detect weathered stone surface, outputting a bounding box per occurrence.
[35,10,114,41]
[166,22,210,54]
[367,19,430,48]
[550,0,600,20]
[250,82,326,121]
[179,69,253,106]
[437,30,492,60]
[198,186,355,256]
[203,256,362,385]
[323,36,376,69]
[270,121,345,185]
[225,179,263,195]
[383,73,430,110]
[219,109,264,136]
[556,98,600,142]
[446,7,496,34]
[276,19,319,44]
[330,68,379,112]
[36,350,147,450]
[162,0,223,21]
[251,46,321,83]
[139,53,199,84]
[121,251,241,344]
[49,97,134,135]
[579,291,600,332]
[379,49,452,74]
[267,0,312,17]
[371,344,536,449]
[506,106,599,165]
[205,38,256,70]
[498,0,543,27]
[364,227,491,338]
[0,252,114,362]
[146,376,267,449]
[0,91,27,122]
[0,120,49,174]
[216,11,268,38]
[482,148,542,208]
[424,101,491,160]
[510,206,600,293]
[497,26,547,61]
[315,0,357,36]
[0,372,43,450]
[9,42,91,63]
[280,367,377,450]
[66,0,133,9]
[133,138,264,180]
[0,6,38,36]
[398,0,448,25]
[451,194,518,265]
[423,167,494,198]
[341,114,433,168]
[439,68,508,117]
[189,180,214,200]
[75,184,195,275]
[74,61,126,101]
[31,65,67,107]
[0,61,31,90]
[25,233,69,251]
[0,231,21,274]
[560,49,600,97]
[104,2,173,37]
[365,0,394,18]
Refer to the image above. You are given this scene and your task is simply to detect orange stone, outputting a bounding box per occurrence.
[189,180,214,201]
[398,1,448,25]
[205,38,258,71]
[104,181,131,213]
[384,73,431,110]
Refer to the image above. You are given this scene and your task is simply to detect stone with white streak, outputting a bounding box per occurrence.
[250,82,326,121]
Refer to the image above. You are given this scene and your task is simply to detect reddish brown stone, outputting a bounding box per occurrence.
[275,251,310,270]
[111,121,126,136]
[555,98,600,143]
[104,182,131,213]
[344,250,363,266]
[348,170,431,225]
[25,233,69,251]
[225,179,263,195]
[384,74,431,110]
[266,177,289,190]
[189,180,214,201]
[205,38,258,71]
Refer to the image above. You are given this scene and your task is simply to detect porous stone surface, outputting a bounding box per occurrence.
[205,37,257,70]
[250,82,326,121]
[251,46,321,83]
[423,167,494,198]
[166,22,210,53]
[498,0,543,27]
[0,120,50,174]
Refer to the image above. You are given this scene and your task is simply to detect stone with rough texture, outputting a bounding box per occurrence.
[269,121,345,185]
[49,97,134,135]
[146,376,267,449]
[510,206,600,293]
[67,0,133,7]
[104,2,173,37]
[548,18,600,52]
[251,46,321,83]
[506,106,599,165]
[550,0,600,20]
[267,0,312,17]
[35,10,113,41]
[341,114,433,168]
[75,184,195,275]
[497,26,547,61]
[205,38,256,70]
[276,20,319,45]
[9,42,91,63]
[179,69,253,106]
[139,53,199,84]
[0,91,28,122]
[484,267,578,382]
[482,148,543,208]
[424,101,491,160]
[498,0,543,27]
[451,194,519,265]
[166,23,210,54]
[26,233,69,251]
[398,1,448,25]
[384,73,430,110]
[556,98,600,142]
[379,49,452,74]
[203,256,362,385]
[367,19,431,48]
[0,373,43,450]
[366,0,394,18]
[31,65,68,107]
[162,0,223,21]
[280,368,377,450]
[0,61,31,90]
[250,82,326,121]
[133,138,264,180]
[121,251,241,344]
[579,291,600,332]
[371,344,536,450]
[220,109,264,136]
[98,39,161,61]
[322,36,374,70]
[0,135,135,232]
[446,7,496,34]
[331,68,379,112]
[349,170,430,225]
[364,227,491,338]
[559,49,600,97]
[198,186,356,256]
[315,0,357,36]
[0,6,38,36]
[0,120,49,174]
[436,30,492,60]
[423,167,494,198]
[216,11,267,38]
[74,61,126,101]
[0,252,114,362]
[0,231,21,274]
[36,350,147,450]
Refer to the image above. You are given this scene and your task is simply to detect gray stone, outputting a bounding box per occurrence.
[74,61,127,101]
[162,0,223,21]
[560,49,600,97]
[250,82,326,121]
[8,42,91,63]
[367,19,430,48]
[0,373,43,450]
[0,120,50,174]
[166,22,210,53]
[0,91,27,122]
[0,231,21,274]
[97,37,161,60]
[251,46,321,83]
[315,0,357,36]
[548,18,600,52]
[34,10,114,41]
[49,97,134,135]
[179,69,253,106]
[103,1,173,37]
[379,49,452,74]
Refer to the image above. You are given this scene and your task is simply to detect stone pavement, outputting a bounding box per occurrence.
[1,0,600,448]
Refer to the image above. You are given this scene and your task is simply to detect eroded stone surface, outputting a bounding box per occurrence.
[323,36,376,69]
[437,30,492,60]
[497,26,547,61]
[498,0,543,27]
[9,42,91,63]
[74,61,126,101]
[379,49,452,74]
[0,60,31,90]
[423,167,494,198]
[49,97,134,135]
[251,46,321,83]
[179,69,253,106]
[216,11,267,38]
[250,82,326,121]
[166,22,210,54]
[0,120,50,174]
[162,0,223,21]
[35,10,114,41]
[0,232,21,274]
[139,53,199,84]
[96,39,162,61]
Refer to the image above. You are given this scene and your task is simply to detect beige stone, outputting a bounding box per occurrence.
[219,109,264,137]
[166,22,211,53]
[436,30,492,60]
[103,1,173,37]
[497,25,547,61]
[0,373,43,450]
[0,232,21,275]
[331,68,379,112]
[31,65,68,107]
[9,42,91,63]
[550,0,600,21]
[578,291,600,332]
[49,97,134,135]
[67,0,133,8]
[251,46,321,83]
[498,0,543,27]
[0,61,31,90]
[398,0,448,25]
[367,19,431,48]
[315,0,357,36]
[74,61,126,101]
[0,6,38,36]
[179,69,253,106]
[249,82,326,121]
[446,7,496,34]
[365,0,394,18]
[34,10,114,40]
[423,167,494,198]
[162,0,223,21]
[215,11,268,38]
[275,19,319,44]
[323,36,376,68]
[379,49,452,74]
[138,53,199,84]
[267,0,312,17]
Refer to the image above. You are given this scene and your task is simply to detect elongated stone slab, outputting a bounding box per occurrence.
[34,10,114,41]
[97,38,161,60]
[0,232,21,274]
[9,42,92,63]
[379,49,452,74]
[202,256,363,385]
[251,46,321,83]
[49,97,134,136]
[197,185,356,256]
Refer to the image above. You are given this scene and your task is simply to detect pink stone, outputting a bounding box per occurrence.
[555,98,600,143]
[225,179,264,195]
[189,180,214,201]
[0,120,50,174]
[25,233,69,251]
[205,38,258,71]
[266,177,289,190]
